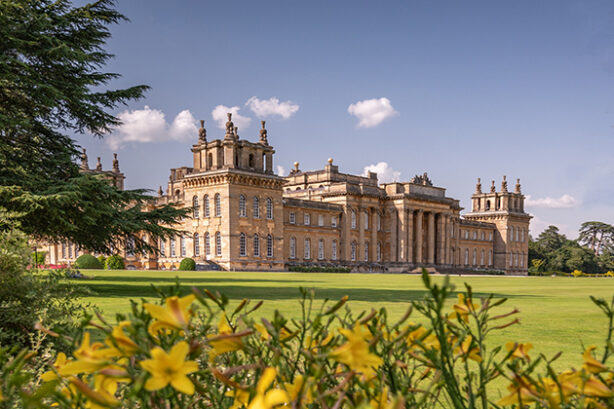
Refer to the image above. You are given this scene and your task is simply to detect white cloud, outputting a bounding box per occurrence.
[106,106,197,149]
[525,194,579,209]
[245,96,299,119]
[363,162,401,183]
[276,165,286,176]
[211,105,252,130]
[348,97,398,128]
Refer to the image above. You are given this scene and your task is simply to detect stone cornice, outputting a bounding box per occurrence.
[182,169,285,190]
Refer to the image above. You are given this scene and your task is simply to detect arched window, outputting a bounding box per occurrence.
[521,228,525,242]
[290,237,296,259]
[364,241,369,261]
[350,241,357,261]
[485,200,491,210]
[253,234,260,257]
[377,242,382,262]
[480,249,484,265]
[515,228,519,242]
[364,212,369,230]
[193,196,199,218]
[204,195,210,217]
[472,249,477,265]
[514,253,518,267]
[509,227,514,242]
[239,233,246,256]
[266,198,273,220]
[214,194,221,217]
[520,253,524,267]
[351,210,357,229]
[332,240,337,261]
[239,195,246,217]
[266,235,273,257]
[304,238,311,259]
[159,238,166,257]
[509,254,514,267]
[488,250,493,266]
[194,233,200,257]
[170,238,176,257]
[215,232,222,256]
[253,197,260,218]
[205,232,210,255]
[480,232,485,240]
[464,249,469,265]
[318,239,324,260]
[180,236,186,257]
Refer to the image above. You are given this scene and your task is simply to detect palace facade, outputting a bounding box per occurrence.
[46,114,531,274]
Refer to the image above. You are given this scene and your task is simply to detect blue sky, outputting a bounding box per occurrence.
[74,0,614,238]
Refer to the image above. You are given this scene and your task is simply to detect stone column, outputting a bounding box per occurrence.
[436,213,445,265]
[358,207,365,262]
[370,208,378,261]
[343,207,351,261]
[415,210,423,264]
[427,212,435,264]
[390,208,398,262]
[399,207,407,262]
[454,218,460,265]
[406,208,413,264]
[443,214,450,265]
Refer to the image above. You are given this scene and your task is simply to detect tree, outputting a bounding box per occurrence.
[578,221,614,255]
[0,0,186,253]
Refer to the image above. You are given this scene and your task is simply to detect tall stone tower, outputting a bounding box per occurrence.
[463,176,531,274]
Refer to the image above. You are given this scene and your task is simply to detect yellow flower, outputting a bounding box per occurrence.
[59,333,115,376]
[140,341,198,395]
[497,376,539,407]
[505,342,532,361]
[406,325,439,351]
[105,321,138,356]
[247,368,289,409]
[454,336,482,363]
[143,294,195,336]
[370,386,395,409]
[329,326,383,377]
[452,293,478,323]
[86,375,121,409]
[283,375,314,405]
[583,346,609,374]
[583,375,614,398]
[225,389,250,409]
[254,323,270,340]
[41,352,68,382]
[208,313,245,361]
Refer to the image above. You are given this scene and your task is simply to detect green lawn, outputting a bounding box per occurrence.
[75,269,614,371]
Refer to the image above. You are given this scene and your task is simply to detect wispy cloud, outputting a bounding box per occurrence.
[525,194,579,209]
[348,97,398,128]
[276,165,286,176]
[106,106,197,149]
[363,161,401,183]
[211,105,252,130]
[246,96,299,119]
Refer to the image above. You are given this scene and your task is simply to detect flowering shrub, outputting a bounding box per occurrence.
[1,270,614,408]
[572,270,584,277]
[605,271,614,278]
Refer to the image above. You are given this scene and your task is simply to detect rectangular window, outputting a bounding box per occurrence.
[170,238,176,257]
[239,234,246,256]
[180,237,186,257]
[318,214,324,226]
[318,239,324,260]
[304,213,310,225]
[364,242,369,261]
[160,239,166,257]
[205,234,210,255]
[489,232,493,241]
[332,240,337,261]
[364,212,369,230]
[215,233,222,256]
[290,237,296,259]
[289,212,295,224]
[304,239,311,259]
[194,235,200,257]
[331,216,337,228]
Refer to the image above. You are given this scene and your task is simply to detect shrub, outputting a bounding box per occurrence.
[0,230,86,350]
[74,254,103,269]
[3,270,614,409]
[105,254,125,270]
[606,271,614,277]
[30,250,47,266]
[572,269,584,277]
[179,257,196,271]
[97,255,107,266]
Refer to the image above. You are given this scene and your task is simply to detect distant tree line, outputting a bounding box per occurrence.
[529,221,614,274]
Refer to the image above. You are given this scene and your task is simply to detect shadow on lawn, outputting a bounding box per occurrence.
[89,275,319,285]
[79,281,529,304]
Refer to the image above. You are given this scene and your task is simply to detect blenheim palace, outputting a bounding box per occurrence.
[46,114,531,274]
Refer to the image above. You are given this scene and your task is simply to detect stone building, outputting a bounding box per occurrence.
[46,114,531,274]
